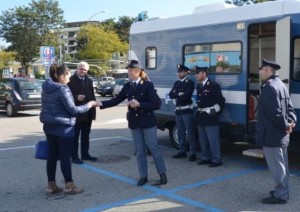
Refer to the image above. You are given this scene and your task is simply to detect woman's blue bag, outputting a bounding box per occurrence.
[35,140,48,160]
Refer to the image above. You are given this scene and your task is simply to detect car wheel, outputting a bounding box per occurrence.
[169,123,179,149]
[6,102,17,117]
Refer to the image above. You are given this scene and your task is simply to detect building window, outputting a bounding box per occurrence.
[184,42,241,73]
[145,47,156,69]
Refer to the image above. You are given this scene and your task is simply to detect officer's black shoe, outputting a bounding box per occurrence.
[152,173,167,186]
[82,155,97,162]
[137,177,148,186]
[197,160,210,165]
[188,154,196,161]
[172,152,187,158]
[269,190,275,196]
[72,158,83,164]
[261,196,287,204]
[209,162,222,167]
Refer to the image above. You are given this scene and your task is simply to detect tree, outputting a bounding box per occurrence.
[76,24,128,61]
[0,50,16,76]
[114,16,136,43]
[0,0,64,74]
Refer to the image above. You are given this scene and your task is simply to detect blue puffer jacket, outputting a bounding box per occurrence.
[40,79,90,137]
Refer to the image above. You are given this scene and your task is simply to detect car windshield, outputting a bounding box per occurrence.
[116,79,129,85]
[18,79,43,91]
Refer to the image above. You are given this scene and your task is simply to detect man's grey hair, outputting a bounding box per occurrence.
[77,61,89,71]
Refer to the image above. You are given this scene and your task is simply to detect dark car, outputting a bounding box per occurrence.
[112,78,129,96]
[0,77,43,117]
[97,80,116,97]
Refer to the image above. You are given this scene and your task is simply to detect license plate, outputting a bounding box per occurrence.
[28,94,41,98]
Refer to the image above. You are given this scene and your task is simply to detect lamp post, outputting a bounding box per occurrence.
[83,10,106,49]
[87,10,106,23]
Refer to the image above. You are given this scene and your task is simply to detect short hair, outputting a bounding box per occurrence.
[77,61,89,71]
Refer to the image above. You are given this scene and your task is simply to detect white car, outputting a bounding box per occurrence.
[113,78,129,96]
[98,76,115,86]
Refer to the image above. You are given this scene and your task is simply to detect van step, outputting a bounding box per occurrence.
[242,149,264,158]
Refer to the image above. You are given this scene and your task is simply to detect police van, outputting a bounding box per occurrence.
[128,0,300,149]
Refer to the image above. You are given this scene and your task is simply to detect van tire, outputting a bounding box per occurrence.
[169,123,179,149]
[6,102,17,117]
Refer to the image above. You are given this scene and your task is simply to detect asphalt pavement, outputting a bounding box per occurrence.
[1,100,300,212]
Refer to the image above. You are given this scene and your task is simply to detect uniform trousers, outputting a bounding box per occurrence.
[131,126,166,178]
[197,125,221,163]
[263,146,289,200]
[176,113,197,155]
[72,120,92,158]
[46,133,73,182]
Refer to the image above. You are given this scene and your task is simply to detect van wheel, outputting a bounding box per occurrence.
[169,123,179,149]
[6,102,17,117]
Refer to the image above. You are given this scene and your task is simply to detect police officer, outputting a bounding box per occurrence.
[98,60,167,187]
[257,59,296,204]
[169,64,197,161]
[194,66,225,167]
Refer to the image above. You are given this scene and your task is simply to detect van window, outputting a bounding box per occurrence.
[184,42,242,73]
[145,47,157,69]
[293,38,300,80]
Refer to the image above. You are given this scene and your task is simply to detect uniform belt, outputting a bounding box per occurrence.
[176,105,193,110]
[197,104,221,114]
[197,106,215,113]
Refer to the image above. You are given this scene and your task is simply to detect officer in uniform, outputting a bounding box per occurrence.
[98,60,167,187]
[257,59,296,204]
[169,64,197,161]
[194,66,225,167]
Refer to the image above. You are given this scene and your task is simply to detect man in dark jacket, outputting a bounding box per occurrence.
[194,66,225,168]
[68,62,97,164]
[169,64,197,161]
[257,59,297,204]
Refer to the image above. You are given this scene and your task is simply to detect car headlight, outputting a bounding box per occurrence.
[104,87,111,90]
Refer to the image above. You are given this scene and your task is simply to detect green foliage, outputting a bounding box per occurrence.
[76,24,128,61]
[0,50,16,70]
[0,0,64,74]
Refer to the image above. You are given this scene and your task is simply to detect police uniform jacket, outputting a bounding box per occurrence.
[100,80,157,129]
[68,73,96,122]
[169,78,195,115]
[195,79,225,126]
[256,75,296,147]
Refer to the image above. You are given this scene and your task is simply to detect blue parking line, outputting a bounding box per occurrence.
[170,166,263,193]
[81,163,266,212]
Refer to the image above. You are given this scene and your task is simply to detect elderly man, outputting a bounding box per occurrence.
[68,61,97,164]
[257,59,296,204]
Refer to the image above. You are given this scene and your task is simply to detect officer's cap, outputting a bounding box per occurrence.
[194,66,208,73]
[177,64,189,72]
[126,60,140,69]
[260,58,281,70]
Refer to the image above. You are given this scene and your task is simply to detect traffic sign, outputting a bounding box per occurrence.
[40,46,55,66]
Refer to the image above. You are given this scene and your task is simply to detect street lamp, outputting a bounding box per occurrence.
[83,10,107,48]
[87,10,107,23]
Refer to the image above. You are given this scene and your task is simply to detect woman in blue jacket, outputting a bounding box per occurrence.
[98,60,167,187]
[40,64,96,195]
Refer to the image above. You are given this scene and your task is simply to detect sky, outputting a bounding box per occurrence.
[0,0,224,46]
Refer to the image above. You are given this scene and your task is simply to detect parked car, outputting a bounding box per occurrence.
[113,78,129,96]
[98,76,115,86]
[90,77,99,91]
[0,77,43,117]
[97,80,116,97]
